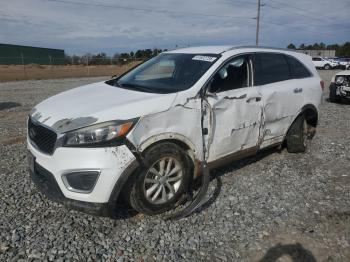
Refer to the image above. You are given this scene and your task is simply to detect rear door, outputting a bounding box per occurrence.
[252,52,304,148]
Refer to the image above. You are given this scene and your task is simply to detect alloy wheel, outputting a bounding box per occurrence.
[143,157,183,205]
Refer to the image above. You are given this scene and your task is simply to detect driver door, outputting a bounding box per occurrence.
[205,54,263,162]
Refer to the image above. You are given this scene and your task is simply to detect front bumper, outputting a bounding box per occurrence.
[330,83,350,98]
[27,138,137,212]
[29,163,110,215]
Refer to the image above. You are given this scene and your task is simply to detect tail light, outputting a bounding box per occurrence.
[320,80,325,91]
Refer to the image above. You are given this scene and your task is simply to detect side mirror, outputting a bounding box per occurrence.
[208,82,219,93]
[111,74,118,79]
[204,79,218,97]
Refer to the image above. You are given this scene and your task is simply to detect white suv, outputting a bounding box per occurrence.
[312,56,338,69]
[329,70,350,102]
[27,46,323,216]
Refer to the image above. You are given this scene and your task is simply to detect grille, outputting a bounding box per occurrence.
[28,118,57,154]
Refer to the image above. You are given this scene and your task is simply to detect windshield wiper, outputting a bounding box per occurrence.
[117,83,154,93]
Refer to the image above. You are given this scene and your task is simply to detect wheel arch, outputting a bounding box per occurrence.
[107,134,198,210]
[137,132,198,156]
[301,104,318,127]
[283,104,318,143]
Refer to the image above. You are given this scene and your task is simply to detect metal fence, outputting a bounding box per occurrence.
[0,57,145,82]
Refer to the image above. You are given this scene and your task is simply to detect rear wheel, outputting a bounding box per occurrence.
[125,142,191,215]
[286,114,309,153]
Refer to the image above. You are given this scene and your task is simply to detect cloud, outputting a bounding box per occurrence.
[0,0,349,55]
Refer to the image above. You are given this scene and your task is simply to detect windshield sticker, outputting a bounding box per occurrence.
[192,55,217,62]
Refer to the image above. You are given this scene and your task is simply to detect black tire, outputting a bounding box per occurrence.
[125,142,191,215]
[329,84,341,103]
[286,114,308,153]
[324,64,330,70]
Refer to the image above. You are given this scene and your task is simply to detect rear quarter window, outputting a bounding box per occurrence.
[285,55,312,79]
[254,53,291,85]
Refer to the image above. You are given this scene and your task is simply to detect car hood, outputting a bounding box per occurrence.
[331,70,350,82]
[30,81,177,133]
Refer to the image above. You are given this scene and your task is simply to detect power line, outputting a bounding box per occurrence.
[268,0,334,19]
[266,0,347,27]
[261,19,343,38]
[45,0,348,43]
[47,0,255,20]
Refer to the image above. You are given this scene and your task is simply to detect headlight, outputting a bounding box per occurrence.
[63,119,137,146]
[335,76,345,85]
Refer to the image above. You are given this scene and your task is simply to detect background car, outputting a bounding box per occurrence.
[312,56,338,69]
[329,70,350,102]
[338,57,350,70]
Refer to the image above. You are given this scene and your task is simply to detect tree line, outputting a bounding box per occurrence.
[65,48,167,65]
[286,42,350,56]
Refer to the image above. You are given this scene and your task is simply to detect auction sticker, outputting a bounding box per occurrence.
[192,55,217,62]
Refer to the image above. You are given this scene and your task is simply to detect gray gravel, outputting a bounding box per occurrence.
[0,72,349,261]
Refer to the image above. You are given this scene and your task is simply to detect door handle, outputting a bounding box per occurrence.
[246,96,262,103]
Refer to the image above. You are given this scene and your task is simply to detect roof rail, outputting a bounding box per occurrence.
[226,45,298,53]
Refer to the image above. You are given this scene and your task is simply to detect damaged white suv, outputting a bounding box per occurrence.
[329,70,350,102]
[27,46,323,216]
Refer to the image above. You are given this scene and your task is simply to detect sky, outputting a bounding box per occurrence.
[1,0,349,55]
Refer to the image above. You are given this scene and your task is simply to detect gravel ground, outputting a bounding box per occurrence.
[0,71,349,261]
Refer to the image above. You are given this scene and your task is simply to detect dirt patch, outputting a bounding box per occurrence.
[0,62,141,82]
[0,102,21,111]
[1,136,26,145]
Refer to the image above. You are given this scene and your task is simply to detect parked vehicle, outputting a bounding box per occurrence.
[329,70,350,102]
[324,57,340,68]
[27,46,323,216]
[338,58,350,70]
[312,56,338,69]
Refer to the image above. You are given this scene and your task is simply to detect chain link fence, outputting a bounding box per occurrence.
[0,57,144,82]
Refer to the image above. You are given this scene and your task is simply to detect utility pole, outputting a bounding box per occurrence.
[255,0,261,46]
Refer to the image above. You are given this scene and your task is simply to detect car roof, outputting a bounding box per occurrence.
[165,45,297,55]
[165,46,233,54]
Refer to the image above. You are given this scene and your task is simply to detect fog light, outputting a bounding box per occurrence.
[62,171,100,193]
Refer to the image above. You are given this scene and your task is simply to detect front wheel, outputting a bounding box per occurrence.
[324,64,331,70]
[125,142,191,215]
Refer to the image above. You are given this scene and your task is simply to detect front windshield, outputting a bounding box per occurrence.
[115,53,220,93]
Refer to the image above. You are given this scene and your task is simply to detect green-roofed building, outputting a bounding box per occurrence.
[0,43,65,65]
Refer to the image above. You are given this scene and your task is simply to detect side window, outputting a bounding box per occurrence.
[253,53,291,85]
[312,57,321,61]
[209,55,250,93]
[285,55,311,79]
